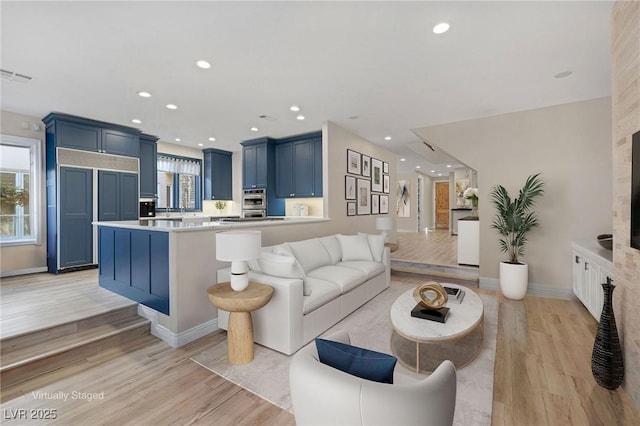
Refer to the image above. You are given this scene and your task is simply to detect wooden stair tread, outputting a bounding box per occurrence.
[1,316,150,371]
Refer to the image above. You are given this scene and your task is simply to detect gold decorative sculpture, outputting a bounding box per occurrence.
[413,281,448,310]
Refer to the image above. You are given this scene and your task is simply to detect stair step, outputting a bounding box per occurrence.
[1,304,139,355]
[0,309,151,389]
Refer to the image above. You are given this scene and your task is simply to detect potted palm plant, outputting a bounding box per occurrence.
[489,173,544,300]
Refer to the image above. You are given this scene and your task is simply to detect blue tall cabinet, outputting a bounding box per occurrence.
[43,113,141,273]
[241,137,284,216]
[139,134,159,199]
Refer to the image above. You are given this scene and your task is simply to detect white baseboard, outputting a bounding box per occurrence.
[480,277,575,300]
[1,266,48,278]
[138,305,219,348]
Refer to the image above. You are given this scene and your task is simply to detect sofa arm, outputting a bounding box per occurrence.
[216,268,305,355]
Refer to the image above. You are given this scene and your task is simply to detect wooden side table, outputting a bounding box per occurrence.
[385,242,399,252]
[207,281,273,364]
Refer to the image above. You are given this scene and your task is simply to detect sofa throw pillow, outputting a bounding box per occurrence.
[358,232,386,262]
[336,234,373,262]
[315,338,396,384]
[318,236,342,265]
[271,244,311,296]
[258,252,305,280]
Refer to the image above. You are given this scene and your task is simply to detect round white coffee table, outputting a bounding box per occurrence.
[390,283,484,373]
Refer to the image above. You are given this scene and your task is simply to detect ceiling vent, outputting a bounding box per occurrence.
[1,69,33,83]
[258,114,277,122]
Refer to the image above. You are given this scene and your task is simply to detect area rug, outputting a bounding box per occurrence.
[191,280,498,425]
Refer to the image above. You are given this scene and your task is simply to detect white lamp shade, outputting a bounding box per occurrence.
[376,217,395,231]
[216,230,262,262]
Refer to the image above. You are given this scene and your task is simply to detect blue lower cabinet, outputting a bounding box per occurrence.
[99,227,169,315]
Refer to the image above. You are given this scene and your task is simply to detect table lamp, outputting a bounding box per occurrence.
[216,230,262,291]
[375,217,395,242]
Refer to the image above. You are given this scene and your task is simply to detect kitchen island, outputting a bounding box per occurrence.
[94,217,328,347]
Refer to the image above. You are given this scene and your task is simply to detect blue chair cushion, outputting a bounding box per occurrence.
[315,338,397,384]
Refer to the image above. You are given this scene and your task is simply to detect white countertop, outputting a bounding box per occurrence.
[572,238,613,264]
[93,216,329,232]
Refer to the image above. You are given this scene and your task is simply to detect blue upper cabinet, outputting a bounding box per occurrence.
[203,148,233,200]
[102,128,140,157]
[274,131,322,198]
[242,138,273,189]
[43,113,141,158]
[139,134,159,198]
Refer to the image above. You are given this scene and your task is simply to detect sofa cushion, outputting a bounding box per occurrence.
[303,277,341,314]
[359,232,386,262]
[258,252,305,280]
[336,234,373,262]
[337,261,386,280]
[318,236,342,265]
[287,239,333,273]
[271,244,311,296]
[315,338,397,384]
[307,265,367,293]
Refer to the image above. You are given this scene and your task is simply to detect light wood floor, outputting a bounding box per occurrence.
[1,274,639,424]
[392,229,467,268]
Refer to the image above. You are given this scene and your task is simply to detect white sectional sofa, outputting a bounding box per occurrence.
[216,233,391,355]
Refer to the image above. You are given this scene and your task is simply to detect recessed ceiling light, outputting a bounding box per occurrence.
[175,138,181,142]
[166,104,177,110]
[250,127,259,132]
[290,105,300,112]
[131,119,142,124]
[554,71,573,79]
[209,137,216,142]
[296,115,305,121]
[384,136,392,141]
[446,164,451,168]
[400,158,406,162]
[197,143,204,147]
[137,91,151,98]
[433,22,450,34]
[416,166,421,169]
[196,60,211,69]
[438,173,443,176]
[431,170,436,173]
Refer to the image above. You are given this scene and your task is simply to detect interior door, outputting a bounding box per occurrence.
[435,181,450,229]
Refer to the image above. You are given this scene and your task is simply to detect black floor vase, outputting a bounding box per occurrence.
[591,278,624,390]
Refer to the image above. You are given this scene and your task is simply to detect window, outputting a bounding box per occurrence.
[156,154,201,211]
[0,135,41,245]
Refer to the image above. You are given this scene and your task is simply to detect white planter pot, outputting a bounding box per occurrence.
[499,261,528,300]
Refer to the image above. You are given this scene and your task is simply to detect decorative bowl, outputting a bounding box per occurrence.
[597,234,613,250]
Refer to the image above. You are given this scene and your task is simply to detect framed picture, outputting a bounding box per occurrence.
[372,158,383,192]
[345,175,356,200]
[347,202,356,216]
[396,180,410,217]
[383,174,390,193]
[383,162,389,174]
[356,178,371,215]
[380,195,389,214]
[362,154,371,177]
[371,194,380,214]
[347,149,361,175]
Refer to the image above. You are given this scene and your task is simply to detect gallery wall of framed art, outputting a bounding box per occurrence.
[345,149,391,216]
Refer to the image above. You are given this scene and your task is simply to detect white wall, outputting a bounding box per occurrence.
[0,110,47,275]
[414,97,612,293]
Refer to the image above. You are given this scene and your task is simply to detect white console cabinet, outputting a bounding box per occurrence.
[457,217,479,266]
[571,240,614,321]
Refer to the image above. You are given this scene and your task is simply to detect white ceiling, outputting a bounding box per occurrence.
[1,1,612,177]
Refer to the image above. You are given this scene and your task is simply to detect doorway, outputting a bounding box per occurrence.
[435,181,449,229]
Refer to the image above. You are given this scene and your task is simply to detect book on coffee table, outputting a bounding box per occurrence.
[444,286,465,304]
[410,304,450,323]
